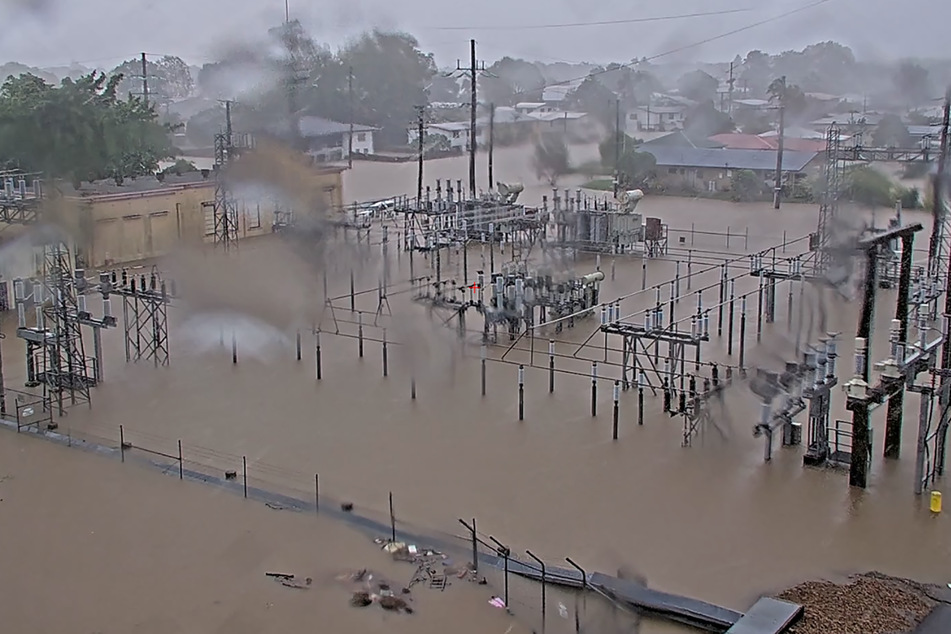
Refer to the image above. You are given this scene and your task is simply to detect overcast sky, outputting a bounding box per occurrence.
[0,0,946,70]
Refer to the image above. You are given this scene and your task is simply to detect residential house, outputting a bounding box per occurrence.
[542,81,583,106]
[643,147,821,193]
[627,105,687,133]
[407,121,484,153]
[297,116,380,162]
[527,111,593,138]
[515,102,558,116]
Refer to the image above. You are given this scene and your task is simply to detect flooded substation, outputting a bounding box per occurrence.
[1,142,950,634]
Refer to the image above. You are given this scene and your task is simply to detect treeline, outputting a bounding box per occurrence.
[0,72,173,185]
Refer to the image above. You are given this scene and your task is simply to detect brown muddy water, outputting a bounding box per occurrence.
[2,145,949,633]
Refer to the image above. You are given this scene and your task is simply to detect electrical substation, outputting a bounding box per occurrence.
[0,106,950,507]
[313,112,951,501]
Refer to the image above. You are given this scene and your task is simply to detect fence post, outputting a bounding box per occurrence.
[518,365,525,421]
[315,329,322,381]
[296,330,302,361]
[314,473,319,512]
[590,362,598,417]
[178,440,183,479]
[389,491,397,542]
[526,549,547,632]
[242,455,248,498]
[119,424,125,463]
[612,381,620,440]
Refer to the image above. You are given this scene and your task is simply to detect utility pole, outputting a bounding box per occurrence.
[140,53,149,107]
[456,39,485,197]
[348,66,354,169]
[488,103,495,190]
[285,0,289,22]
[773,76,787,210]
[415,106,425,203]
[727,61,735,116]
[614,97,621,197]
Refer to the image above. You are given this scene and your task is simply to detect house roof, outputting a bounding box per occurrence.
[527,111,586,122]
[759,126,825,140]
[644,147,819,171]
[298,116,378,138]
[908,125,942,137]
[427,121,472,132]
[709,134,826,153]
[515,102,546,110]
[641,131,724,149]
[636,105,686,114]
[734,98,770,108]
[708,134,775,150]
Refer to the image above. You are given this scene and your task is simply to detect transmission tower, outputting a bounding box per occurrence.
[449,39,487,197]
[813,124,844,276]
[112,267,174,367]
[213,100,240,250]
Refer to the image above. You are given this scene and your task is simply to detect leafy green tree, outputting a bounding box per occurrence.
[480,57,545,105]
[893,61,931,106]
[566,75,617,131]
[873,114,912,148]
[337,31,435,146]
[599,133,641,169]
[731,169,762,202]
[617,151,656,189]
[0,72,174,184]
[848,166,895,208]
[109,55,193,105]
[532,131,570,186]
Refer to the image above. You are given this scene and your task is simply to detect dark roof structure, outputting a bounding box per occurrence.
[644,147,819,172]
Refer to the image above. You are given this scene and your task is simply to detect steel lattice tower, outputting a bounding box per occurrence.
[814,124,843,276]
[41,243,92,412]
[213,100,240,250]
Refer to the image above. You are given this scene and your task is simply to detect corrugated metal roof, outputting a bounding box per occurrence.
[643,147,819,171]
[298,116,378,138]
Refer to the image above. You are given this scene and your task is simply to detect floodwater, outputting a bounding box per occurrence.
[0,432,531,634]
[3,144,949,633]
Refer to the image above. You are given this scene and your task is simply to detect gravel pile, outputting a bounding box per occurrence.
[777,572,937,634]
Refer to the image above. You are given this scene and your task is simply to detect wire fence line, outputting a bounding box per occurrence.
[2,414,634,633]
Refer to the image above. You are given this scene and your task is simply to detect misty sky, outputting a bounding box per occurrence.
[0,0,947,71]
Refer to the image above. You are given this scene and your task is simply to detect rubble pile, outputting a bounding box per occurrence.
[777,572,937,634]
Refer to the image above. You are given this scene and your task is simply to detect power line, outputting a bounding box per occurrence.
[507,0,836,99]
[423,8,754,31]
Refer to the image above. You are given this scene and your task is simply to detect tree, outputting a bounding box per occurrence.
[848,166,895,208]
[731,170,762,202]
[566,75,617,131]
[873,114,912,148]
[0,72,174,184]
[677,70,718,103]
[768,76,808,121]
[599,133,640,169]
[616,151,656,189]
[337,31,436,147]
[683,101,734,137]
[894,61,931,106]
[109,55,193,105]
[480,57,545,105]
[741,50,772,96]
[532,132,570,186]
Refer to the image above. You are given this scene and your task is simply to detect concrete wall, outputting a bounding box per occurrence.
[70,169,344,269]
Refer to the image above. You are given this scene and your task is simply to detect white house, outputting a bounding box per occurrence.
[627,105,687,133]
[515,102,559,116]
[298,116,379,161]
[407,121,485,152]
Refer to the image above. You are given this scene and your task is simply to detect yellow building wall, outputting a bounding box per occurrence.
[72,167,344,269]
